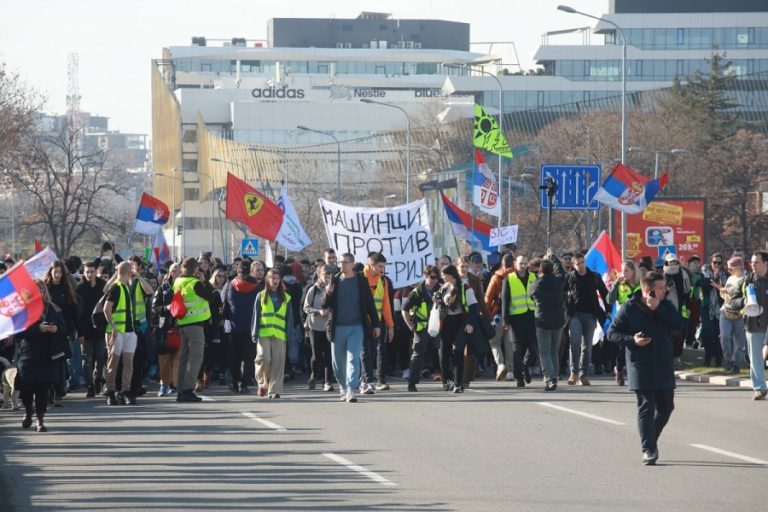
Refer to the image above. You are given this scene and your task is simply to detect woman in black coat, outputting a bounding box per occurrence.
[16,281,66,432]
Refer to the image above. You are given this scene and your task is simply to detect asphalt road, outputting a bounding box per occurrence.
[1,376,766,512]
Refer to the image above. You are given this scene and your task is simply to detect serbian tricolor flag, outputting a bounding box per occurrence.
[0,264,44,340]
[440,191,493,253]
[472,149,501,217]
[134,193,170,235]
[149,230,172,271]
[593,163,668,214]
[585,230,623,282]
[225,172,284,240]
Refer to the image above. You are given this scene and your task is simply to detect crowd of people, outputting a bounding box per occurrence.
[1,243,767,436]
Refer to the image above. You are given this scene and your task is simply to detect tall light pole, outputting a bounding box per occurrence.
[360,98,411,203]
[443,62,505,228]
[629,147,690,180]
[297,125,341,202]
[558,4,627,258]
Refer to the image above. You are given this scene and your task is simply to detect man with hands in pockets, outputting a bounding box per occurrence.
[607,271,682,466]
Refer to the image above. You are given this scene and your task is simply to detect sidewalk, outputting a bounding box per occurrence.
[675,370,754,388]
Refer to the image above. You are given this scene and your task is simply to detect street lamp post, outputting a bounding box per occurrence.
[360,98,411,203]
[629,147,690,180]
[297,125,341,202]
[443,62,505,228]
[558,4,627,258]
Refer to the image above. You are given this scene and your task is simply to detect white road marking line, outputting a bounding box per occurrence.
[691,444,768,465]
[199,395,216,402]
[241,411,287,432]
[537,402,626,425]
[322,452,397,487]
[466,388,490,393]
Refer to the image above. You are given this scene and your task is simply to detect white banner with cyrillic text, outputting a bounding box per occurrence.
[319,198,434,288]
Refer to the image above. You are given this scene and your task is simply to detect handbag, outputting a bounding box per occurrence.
[170,291,187,319]
[427,304,441,337]
[155,326,181,354]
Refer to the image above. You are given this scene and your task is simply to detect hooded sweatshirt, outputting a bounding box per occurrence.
[223,275,262,333]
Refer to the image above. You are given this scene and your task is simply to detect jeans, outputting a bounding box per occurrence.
[719,315,747,370]
[332,325,364,392]
[81,336,107,387]
[635,389,675,453]
[537,327,562,384]
[569,312,596,376]
[67,337,83,389]
[746,330,767,392]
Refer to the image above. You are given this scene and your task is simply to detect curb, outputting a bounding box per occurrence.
[675,371,753,388]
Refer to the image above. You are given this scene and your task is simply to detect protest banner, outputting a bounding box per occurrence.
[489,225,519,248]
[23,246,59,280]
[319,198,434,288]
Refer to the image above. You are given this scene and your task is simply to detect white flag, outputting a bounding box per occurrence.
[276,185,312,252]
[24,246,59,280]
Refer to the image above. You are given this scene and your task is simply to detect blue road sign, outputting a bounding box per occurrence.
[240,238,260,257]
[539,164,601,210]
[657,245,677,261]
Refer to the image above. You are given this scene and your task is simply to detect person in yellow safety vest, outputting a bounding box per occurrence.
[402,265,441,392]
[501,255,538,388]
[172,257,213,403]
[361,252,395,394]
[251,269,295,399]
[127,256,154,398]
[607,260,641,386]
[103,262,137,406]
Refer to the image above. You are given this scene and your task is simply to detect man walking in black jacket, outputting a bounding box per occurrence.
[607,272,682,465]
[528,250,566,391]
[75,261,106,397]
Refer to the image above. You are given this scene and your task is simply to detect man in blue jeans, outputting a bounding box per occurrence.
[565,252,609,386]
[322,253,380,403]
[732,251,768,400]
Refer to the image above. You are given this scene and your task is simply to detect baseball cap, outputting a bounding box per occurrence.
[688,254,701,263]
[664,252,679,263]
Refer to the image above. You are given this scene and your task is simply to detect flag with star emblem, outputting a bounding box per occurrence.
[225,172,284,240]
[473,104,513,158]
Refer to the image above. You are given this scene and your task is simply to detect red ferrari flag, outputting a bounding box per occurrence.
[225,172,284,240]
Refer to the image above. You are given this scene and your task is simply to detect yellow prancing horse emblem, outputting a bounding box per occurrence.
[244,193,264,216]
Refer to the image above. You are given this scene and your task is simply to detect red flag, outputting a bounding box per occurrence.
[34,240,42,254]
[225,173,284,240]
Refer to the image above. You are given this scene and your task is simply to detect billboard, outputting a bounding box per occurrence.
[613,197,706,263]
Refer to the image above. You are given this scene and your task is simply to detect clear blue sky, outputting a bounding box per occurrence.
[0,0,607,135]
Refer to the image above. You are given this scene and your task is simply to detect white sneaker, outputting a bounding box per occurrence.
[339,387,347,401]
[495,365,507,381]
[401,368,411,380]
[362,383,375,395]
[323,383,334,392]
[346,390,358,403]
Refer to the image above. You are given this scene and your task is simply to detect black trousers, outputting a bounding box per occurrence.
[229,332,252,385]
[408,328,435,385]
[440,315,466,386]
[361,326,389,384]
[507,311,537,381]
[20,382,49,419]
[309,329,332,384]
[635,389,675,453]
[129,330,146,394]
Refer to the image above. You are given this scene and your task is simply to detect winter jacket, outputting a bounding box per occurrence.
[75,278,106,339]
[730,271,768,333]
[485,268,514,318]
[16,302,66,385]
[528,255,567,330]
[222,275,262,334]
[322,272,380,343]
[607,291,682,391]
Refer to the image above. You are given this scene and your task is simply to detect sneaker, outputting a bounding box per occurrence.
[375,382,390,391]
[158,384,170,397]
[505,372,514,381]
[323,383,334,392]
[362,383,375,395]
[442,380,453,391]
[401,369,411,380]
[579,375,591,386]
[339,388,347,401]
[453,384,464,394]
[106,392,118,406]
[86,385,96,398]
[176,390,203,402]
[753,389,767,401]
[256,387,266,397]
[124,392,136,405]
[495,364,507,381]
[228,383,240,394]
[407,384,418,392]
[116,392,127,405]
[729,366,740,375]
[307,379,316,390]
[346,394,358,403]
[642,450,658,465]
[567,373,577,385]
[516,380,525,388]
[523,368,532,384]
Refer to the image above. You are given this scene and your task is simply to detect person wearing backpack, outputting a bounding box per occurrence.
[103,262,137,406]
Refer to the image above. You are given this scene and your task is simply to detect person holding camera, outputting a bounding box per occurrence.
[607,271,682,465]
[402,265,441,392]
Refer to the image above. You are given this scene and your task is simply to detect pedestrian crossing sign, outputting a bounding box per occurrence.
[240,238,259,257]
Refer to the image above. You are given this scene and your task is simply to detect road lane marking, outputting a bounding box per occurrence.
[322,452,397,487]
[466,388,490,393]
[537,402,626,425]
[199,395,216,402]
[691,444,768,465]
[241,412,287,432]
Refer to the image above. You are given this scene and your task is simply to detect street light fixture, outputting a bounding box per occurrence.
[297,125,341,202]
[360,98,412,203]
[558,4,628,258]
[443,62,505,228]
[628,147,690,180]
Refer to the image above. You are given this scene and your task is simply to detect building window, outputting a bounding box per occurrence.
[184,187,200,201]
[583,60,591,77]
[537,91,544,107]
[677,28,685,45]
